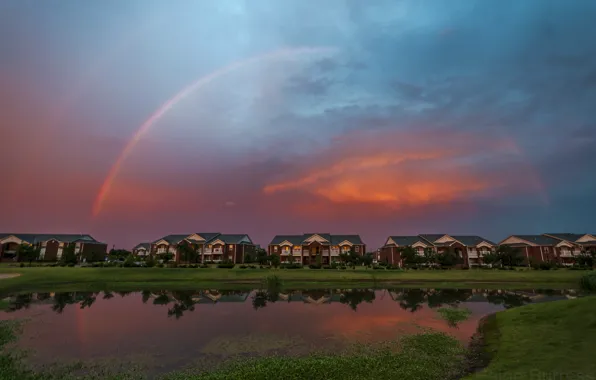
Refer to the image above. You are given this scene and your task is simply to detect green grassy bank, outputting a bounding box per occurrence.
[0,267,589,293]
[468,296,596,379]
[0,266,589,292]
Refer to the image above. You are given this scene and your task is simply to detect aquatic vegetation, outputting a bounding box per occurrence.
[163,333,467,380]
[201,333,307,356]
[437,307,473,327]
[579,272,596,291]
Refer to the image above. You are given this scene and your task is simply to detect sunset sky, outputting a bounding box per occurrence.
[2,0,595,249]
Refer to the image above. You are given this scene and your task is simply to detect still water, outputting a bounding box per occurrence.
[0,288,580,376]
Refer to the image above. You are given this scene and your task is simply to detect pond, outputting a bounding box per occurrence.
[0,288,581,378]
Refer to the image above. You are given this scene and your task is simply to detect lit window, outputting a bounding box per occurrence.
[229,244,234,249]
[355,246,360,252]
[274,246,278,252]
[208,244,212,249]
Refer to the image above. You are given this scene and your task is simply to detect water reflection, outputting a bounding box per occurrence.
[1,288,580,318]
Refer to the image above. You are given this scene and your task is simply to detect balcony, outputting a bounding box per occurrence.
[468,250,478,258]
[292,250,302,256]
[330,249,340,256]
[322,250,329,255]
[559,251,574,258]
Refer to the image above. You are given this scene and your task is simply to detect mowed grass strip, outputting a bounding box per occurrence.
[0,267,589,293]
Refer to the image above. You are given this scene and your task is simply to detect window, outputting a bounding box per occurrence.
[543,247,550,253]
[229,244,234,249]
[355,246,360,252]
[274,246,278,252]
[208,244,212,249]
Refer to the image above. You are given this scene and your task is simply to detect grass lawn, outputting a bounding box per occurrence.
[0,266,589,293]
[467,296,596,379]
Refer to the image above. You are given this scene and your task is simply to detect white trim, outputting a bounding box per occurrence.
[435,235,455,243]
[556,241,574,248]
[186,234,205,242]
[499,236,537,246]
[0,235,25,245]
[303,234,329,243]
[411,241,428,249]
[386,237,397,246]
[475,241,494,249]
[154,239,169,246]
[336,240,354,247]
[210,239,225,246]
[279,240,294,247]
[577,234,596,243]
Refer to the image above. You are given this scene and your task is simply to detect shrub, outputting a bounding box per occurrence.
[123,255,136,267]
[309,264,322,269]
[239,265,248,269]
[190,264,198,268]
[322,265,332,270]
[249,265,257,269]
[157,263,164,268]
[580,273,596,291]
[217,262,235,269]
[67,263,75,267]
[339,266,347,270]
[145,257,156,268]
[281,263,302,269]
[373,265,385,270]
[200,264,209,268]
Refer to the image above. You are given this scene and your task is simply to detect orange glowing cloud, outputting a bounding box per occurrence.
[263,128,540,209]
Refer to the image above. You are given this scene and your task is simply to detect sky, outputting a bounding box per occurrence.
[1,0,595,249]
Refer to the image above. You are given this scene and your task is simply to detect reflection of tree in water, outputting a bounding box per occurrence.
[485,291,531,309]
[394,289,427,313]
[103,291,115,300]
[167,291,196,319]
[252,291,269,310]
[153,292,171,306]
[78,292,98,309]
[141,290,152,304]
[6,293,34,312]
[426,289,473,308]
[52,293,77,314]
[339,289,375,311]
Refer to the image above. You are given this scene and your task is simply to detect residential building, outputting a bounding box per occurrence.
[268,233,366,265]
[379,234,496,267]
[498,235,561,265]
[143,233,255,263]
[132,243,151,257]
[0,233,107,262]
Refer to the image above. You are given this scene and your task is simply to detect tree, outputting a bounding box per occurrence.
[436,248,461,268]
[347,250,360,269]
[481,251,501,267]
[60,244,77,265]
[576,249,596,268]
[315,253,322,267]
[159,252,174,264]
[422,248,438,267]
[108,249,131,261]
[269,254,280,268]
[339,253,350,265]
[496,245,524,268]
[17,244,40,266]
[255,248,269,265]
[288,253,295,264]
[177,242,198,263]
[362,253,374,267]
[399,247,421,268]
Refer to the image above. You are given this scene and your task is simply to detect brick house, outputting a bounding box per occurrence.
[0,233,107,262]
[141,233,255,264]
[379,234,496,267]
[268,233,366,265]
[132,243,151,257]
[498,235,562,265]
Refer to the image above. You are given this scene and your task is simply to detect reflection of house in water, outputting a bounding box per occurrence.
[277,289,371,306]
[194,290,250,304]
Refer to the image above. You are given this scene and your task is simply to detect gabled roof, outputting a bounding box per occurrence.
[386,236,427,247]
[269,234,364,246]
[133,243,151,250]
[544,233,585,243]
[269,235,305,245]
[451,236,496,246]
[152,233,221,245]
[419,234,447,244]
[502,235,560,246]
[330,235,364,245]
[0,233,101,244]
[208,234,253,244]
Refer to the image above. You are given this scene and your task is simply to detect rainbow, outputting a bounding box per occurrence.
[92,46,337,217]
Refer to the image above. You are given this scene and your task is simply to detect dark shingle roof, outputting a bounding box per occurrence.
[330,235,364,245]
[451,235,496,246]
[419,234,447,244]
[208,234,253,244]
[505,235,560,246]
[153,233,221,244]
[269,234,364,246]
[133,243,151,250]
[269,235,305,245]
[0,233,101,244]
[545,233,587,243]
[386,236,427,247]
